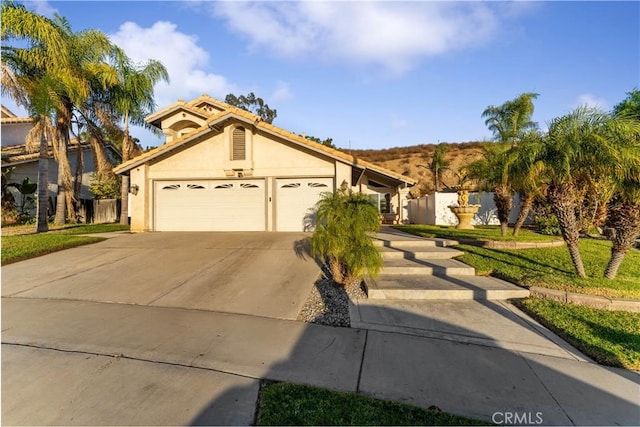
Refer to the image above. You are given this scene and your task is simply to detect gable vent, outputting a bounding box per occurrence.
[232,127,246,160]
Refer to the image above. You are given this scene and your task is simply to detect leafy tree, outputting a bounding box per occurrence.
[225,92,277,124]
[310,184,382,288]
[429,143,450,192]
[107,46,168,224]
[613,88,640,120]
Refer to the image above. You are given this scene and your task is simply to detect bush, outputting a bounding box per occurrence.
[89,173,120,200]
[531,199,561,236]
[311,184,383,287]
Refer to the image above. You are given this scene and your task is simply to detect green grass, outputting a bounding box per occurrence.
[395,225,640,299]
[394,224,561,243]
[456,239,640,299]
[518,298,640,370]
[256,382,489,426]
[1,223,129,265]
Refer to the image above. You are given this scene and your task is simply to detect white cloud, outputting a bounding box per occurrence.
[210,2,506,76]
[575,93,609,110]
[25,0,58,18]
[271,81,293,103]
[109,21,237,109]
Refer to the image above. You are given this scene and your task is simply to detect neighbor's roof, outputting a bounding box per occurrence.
[1,140,121,167]
[1,105,32,124]
[115,94,416,186]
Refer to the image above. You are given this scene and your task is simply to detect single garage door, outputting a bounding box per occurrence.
[155,179,266,231]
[276,178,333,231]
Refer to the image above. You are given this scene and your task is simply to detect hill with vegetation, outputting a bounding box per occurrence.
[344,141,486,197]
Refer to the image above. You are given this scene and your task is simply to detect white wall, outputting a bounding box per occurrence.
[408,192,527,226]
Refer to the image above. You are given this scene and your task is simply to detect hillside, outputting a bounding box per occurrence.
[344,141,486,197]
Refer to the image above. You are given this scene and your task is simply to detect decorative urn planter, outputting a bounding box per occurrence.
[449,190,480,229]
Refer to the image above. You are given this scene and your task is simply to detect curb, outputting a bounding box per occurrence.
[530,286,640,313]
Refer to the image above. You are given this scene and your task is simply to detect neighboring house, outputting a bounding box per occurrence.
[1,105,121,216]
[114,95,416,232]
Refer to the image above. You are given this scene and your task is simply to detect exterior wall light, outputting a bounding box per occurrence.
[129,184,139,195]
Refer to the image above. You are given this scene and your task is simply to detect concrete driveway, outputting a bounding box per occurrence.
[1,231,321,319]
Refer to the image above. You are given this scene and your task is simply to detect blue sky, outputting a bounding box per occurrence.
[3,1,639,150]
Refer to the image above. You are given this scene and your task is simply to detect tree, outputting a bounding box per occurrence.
[303,135,336,149]
[310,184,383,288]
[601,115,640,279]
[108,46,168,225]
[535,107,621,278]
[479,92,540,236]
[1,1,70,232]
[225,92,277,124]
[429,143,450,192]
[613,88,640,120]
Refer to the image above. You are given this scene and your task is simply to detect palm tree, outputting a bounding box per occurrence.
[108,46,168,225]
[47,17,114,224]
[480,93,539,236]
[429,143,450,192]
[311,184,382,288]
[535,107,623,277]
[601,114,640,279]
[508,131,546,236]
[1,2,69,232]
[466,142,513,236]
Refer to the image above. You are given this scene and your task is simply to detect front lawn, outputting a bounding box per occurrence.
[1,223,129,265]
[256,382,489,426]
[456,239,640,299]
[518,298,640,370]
[394,224,561,243]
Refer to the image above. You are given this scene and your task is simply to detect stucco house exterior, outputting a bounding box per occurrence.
[114,95,415,232]
[1,106,121,216]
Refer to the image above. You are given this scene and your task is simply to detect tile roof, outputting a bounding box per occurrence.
[116,95,415,186]
[1,140,90,166]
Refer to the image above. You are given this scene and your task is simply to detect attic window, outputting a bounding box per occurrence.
[232,127,246,160]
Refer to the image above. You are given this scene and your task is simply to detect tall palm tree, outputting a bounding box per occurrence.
[47,16,114,224]
[480,93,539,236]
[108,47,169,225]
[1,1,68,232]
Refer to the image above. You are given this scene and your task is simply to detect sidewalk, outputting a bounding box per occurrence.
[3,297,638,425]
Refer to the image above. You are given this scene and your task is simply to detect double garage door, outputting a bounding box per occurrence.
[154,178,332,231]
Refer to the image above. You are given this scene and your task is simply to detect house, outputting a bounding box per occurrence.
[114,95,416,232]
[1,105,121,219]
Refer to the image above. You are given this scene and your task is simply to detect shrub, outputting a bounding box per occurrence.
[311,184,383,287]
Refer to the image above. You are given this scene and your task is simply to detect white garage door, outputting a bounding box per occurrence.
[155,180,266,231]
[276,178,333,231]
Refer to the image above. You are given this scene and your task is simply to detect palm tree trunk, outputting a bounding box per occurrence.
[53,111,76,224]
[36,130,49,233]
[513,193,533,236]
[493,184,513,236]
[604,250,626,280]
[119,118,130,225]
[329,257,345,286]
[548,183,586,277]
[604,201,640,279]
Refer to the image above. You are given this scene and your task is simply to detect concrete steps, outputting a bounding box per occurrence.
[366,274,530,300]
[365,228,530,301]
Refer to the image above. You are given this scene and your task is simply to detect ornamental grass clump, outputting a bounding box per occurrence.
[311,184,383,288]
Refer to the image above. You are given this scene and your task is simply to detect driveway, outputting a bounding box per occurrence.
[1,231,321,319]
